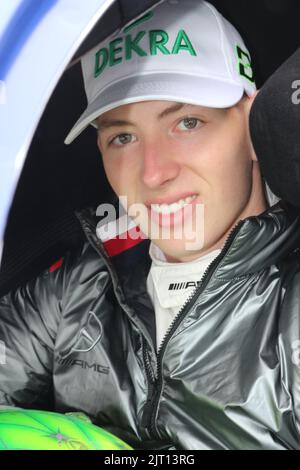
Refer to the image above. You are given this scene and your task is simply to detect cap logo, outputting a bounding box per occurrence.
[236,44,255,83]
[123,11,154,34]
[94,29,197,78]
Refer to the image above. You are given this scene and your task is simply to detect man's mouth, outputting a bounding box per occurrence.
[150,195,198,215]
[145,193,200,229]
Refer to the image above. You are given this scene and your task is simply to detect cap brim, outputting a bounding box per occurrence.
[64,73,246,145]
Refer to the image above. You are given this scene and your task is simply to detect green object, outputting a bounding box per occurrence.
[0,409,133,450]
[93,28,197,77]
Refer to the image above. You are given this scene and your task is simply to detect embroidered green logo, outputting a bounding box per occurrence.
[236,45,255,83]
[123,11,154,34]
[94,29,197,78]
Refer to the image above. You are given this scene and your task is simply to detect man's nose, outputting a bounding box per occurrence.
[141,139,181,189]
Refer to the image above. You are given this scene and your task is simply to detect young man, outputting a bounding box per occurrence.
[1,0,300,450]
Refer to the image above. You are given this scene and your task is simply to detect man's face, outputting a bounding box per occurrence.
[97,99,265,262]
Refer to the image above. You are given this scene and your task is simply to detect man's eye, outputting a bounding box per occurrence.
[110,134,136,146]
[177,118,201,131]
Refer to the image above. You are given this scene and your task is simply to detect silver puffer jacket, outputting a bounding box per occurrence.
[1,202,300,450]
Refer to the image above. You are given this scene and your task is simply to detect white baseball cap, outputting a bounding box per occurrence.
[65,0,256,145]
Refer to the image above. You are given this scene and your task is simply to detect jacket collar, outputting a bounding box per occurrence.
[75,200,300,282]
[215,201,300,280]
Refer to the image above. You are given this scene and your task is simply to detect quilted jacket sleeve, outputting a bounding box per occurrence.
[0,256,67,409]
[279,267,300,439]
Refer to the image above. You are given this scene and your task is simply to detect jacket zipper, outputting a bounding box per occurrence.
[141,338,157,428]
[142,220,245,438]
[77,210,245,438]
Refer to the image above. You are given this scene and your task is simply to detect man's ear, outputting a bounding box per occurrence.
[246,90,260,112]
[250,89,259,103]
